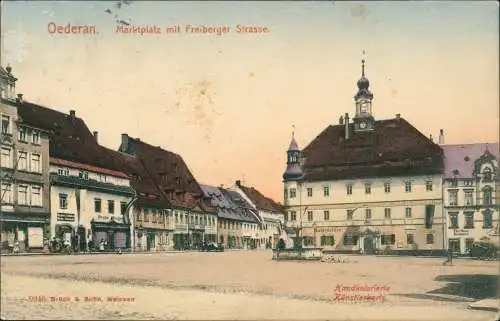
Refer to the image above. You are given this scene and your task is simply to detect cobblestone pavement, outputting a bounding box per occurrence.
[1,251,498,320]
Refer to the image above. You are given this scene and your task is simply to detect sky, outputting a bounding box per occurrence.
[1,1,498,202]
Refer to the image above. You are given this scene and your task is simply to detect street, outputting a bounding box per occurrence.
[1,251,498,320]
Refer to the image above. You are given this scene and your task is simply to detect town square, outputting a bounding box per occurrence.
[1,1,499,320]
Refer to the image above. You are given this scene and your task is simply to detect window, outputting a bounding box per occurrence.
[425,180,433,191]
[343,235,358,246]
[465,238,475,253]
[381,234,396,245]
[449,213,458,229]
[32,130,40,144]
[1,183,12,203]
[406,234,414,245]
[18,126,28,142]
[346,185,353,195]
[426,233,434,244]
[425,205,434,228]
[1,115,10,134]
[307,211,313,221]
[347,209,353,220]
[1,147,12,168]
[31,153,41,173]
[94,198,102,213]
[483,168,493,182]
[290,211,297,221]
[449,180,458,187]
[320,236,335,246]
[31,185,42,206]
[307,188,313,197]
[384,182,391,193]
[405,207,412,218]
[284,212,288,221]
[464,190,473,206]
[18,151,27,171]
[384,208,391,219]
[483,187,492,205]
[365,209,372,220]
[17,184,28,205]
[323,186,330,197]
[464,180,473,186]
[289,188,296,198]
[284,189,288,199]
[448,190,458,206]
[464,212,474,229]
[79,171,89,180]
[120,202,127,215]
[59,193,68,209]
[483,211,493,228]
[324,210,330,220]
[108,200,115,214]
[448,238,460,253]
[303,236,314,246]
[405,181,412,192]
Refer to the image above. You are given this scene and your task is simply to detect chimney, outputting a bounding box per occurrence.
[236,180,241,187]
[339,115,344,125]
[93,131,98,143]
[429,134,434,142]
[396,113,401,119]
[121,133,129,153]
[16,93,23,103]
[344,113,350,139]
[69,110,76,118]
[438,129,444,145]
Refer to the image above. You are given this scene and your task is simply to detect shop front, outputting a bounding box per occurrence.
[90,218,131,251]
[0,212,49,253]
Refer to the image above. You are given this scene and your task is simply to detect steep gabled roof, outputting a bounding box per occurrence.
[238,184,284,214]
[122,137,216,213]
[300,117,443,180]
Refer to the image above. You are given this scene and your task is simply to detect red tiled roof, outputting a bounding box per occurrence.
[238,184,284,213]
[299,117,443,180]
[50,157,128,178]
[120,136,216,213]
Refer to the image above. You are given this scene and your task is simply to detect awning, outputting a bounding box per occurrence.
[91,221,130,231]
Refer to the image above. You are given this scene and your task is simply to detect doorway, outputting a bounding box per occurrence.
[363,235,375,254]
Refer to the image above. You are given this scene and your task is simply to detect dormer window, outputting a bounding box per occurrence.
[79,170,89,180]
[18,126,28,142]
[483,168,493,182]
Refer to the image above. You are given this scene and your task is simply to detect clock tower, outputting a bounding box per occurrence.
[353,58,375,132]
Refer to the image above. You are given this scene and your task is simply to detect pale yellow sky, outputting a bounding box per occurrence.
[1,1,498,201]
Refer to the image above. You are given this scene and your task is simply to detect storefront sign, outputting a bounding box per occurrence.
[112,216,124,223]
[453,229,470,236]
[315,227,343,233]
[57,213,75,222]
[96,215,110,222]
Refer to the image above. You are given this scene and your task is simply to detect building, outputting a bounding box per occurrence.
[1,66,51,253]
[232,180,286,249]
[118,135,217,251]
[49,157,135,251]
[200,184,259,249]
[442,143,499,255]
[282,59,445,254]
[5,91,136,251]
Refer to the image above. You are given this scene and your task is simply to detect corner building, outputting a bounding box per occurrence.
[282,59,446,254]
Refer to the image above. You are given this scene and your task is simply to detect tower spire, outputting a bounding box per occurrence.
[361,50,366,77]
[292,124,295,139]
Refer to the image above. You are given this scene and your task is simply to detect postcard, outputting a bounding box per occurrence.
[0,1,498,320]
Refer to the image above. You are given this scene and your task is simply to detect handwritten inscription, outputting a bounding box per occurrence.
[333,284,390,303]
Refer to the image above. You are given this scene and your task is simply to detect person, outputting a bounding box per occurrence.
[99,239,105,252]
[443,248,453,265]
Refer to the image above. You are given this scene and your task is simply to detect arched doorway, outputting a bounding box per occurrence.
[363,235,375,254]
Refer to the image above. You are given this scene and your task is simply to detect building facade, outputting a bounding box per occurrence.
[1,66,51,253]
[232,180,285,249]
[442,143,499,255]
[118,134,217,251]
[282,59,445,254]
[200,184,258,249]
[49,157,134,251]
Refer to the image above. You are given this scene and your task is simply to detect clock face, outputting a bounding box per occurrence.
[360,121,367,129]
[360,102,370,114]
